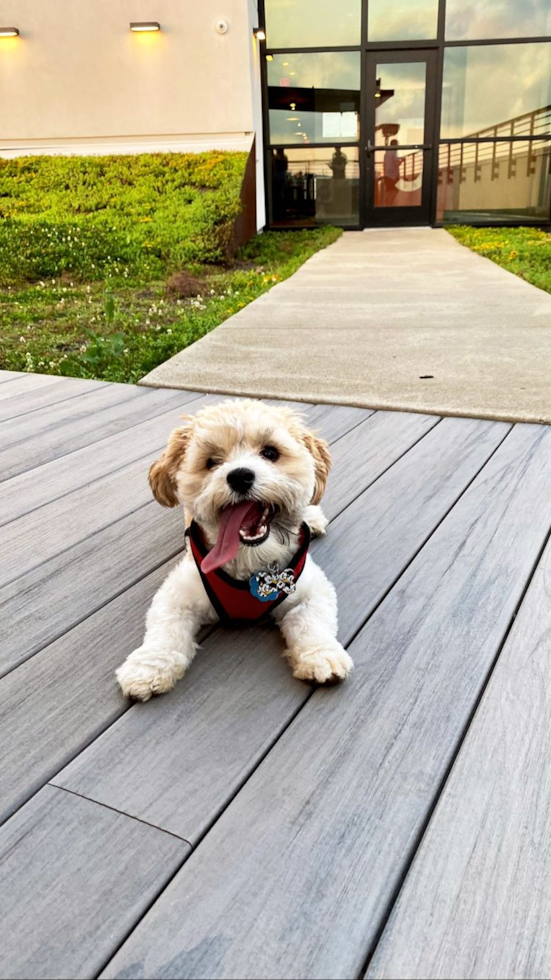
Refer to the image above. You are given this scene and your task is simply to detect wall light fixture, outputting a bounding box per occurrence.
[253,28,266,40]
[0,27,19,38]
[130,22,161,32]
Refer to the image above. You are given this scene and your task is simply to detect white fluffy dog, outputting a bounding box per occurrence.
[117,399,353,701]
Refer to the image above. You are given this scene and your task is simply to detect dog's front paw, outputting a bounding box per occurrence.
[305,504,329,538]
[116,648,184,702]
[292,642,353,684]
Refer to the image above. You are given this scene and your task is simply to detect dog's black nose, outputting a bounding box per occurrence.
[227,467,255,494]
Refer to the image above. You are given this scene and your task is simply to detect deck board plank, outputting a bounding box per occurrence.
[100,422,551,980]
[57,417,508,844]
[0,373,70,404]
[366,532,551,980]
[322,410,438,520]
[304,403,374,444]
[0,383,198,480]
[0,785,187,980]
[0,503,184,675]
[0,379,113,422]
[0,393,206,526]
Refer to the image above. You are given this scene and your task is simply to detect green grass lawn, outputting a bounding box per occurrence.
[446,226,551,295]
[0,153,341,383]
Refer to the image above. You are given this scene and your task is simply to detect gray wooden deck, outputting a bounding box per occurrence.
[2,369,551,980]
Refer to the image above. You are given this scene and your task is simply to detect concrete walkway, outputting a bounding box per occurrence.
[142,229,551,424]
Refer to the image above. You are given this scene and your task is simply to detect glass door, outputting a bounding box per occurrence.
[362,50,438,226]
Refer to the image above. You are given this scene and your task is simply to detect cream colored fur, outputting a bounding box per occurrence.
[117,400,352,701]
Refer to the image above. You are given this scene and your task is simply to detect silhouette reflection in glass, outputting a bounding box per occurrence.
[272,148,289,220]
[329,146,348,179]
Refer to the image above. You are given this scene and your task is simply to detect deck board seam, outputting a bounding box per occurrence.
[0,622,219,832]
[48,782,192,846]
[359,488,551,979]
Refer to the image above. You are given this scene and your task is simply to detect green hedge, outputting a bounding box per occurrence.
[0,151,247,286]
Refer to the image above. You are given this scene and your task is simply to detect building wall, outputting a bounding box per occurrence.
[0,0,266,225]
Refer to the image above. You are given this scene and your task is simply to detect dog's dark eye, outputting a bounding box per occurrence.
[205,457,219,470]
[260,445,280,462]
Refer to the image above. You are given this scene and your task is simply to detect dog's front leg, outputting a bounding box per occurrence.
[116,556,215,702]
[273,558,353,684]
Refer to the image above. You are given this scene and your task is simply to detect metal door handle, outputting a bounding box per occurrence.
[366,143,432,154]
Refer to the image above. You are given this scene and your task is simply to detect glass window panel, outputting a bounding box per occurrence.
[368,0,438,41]
[269,147,359,226]
[268,53,360,145]
[265,0,361,48]
[441,43,551,138]
[374,149,425,207]
[437,140,551,223]
[446,0,551,41]
[374,62,427,146]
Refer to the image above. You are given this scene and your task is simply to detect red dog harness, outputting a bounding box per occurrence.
[187,521,310,627]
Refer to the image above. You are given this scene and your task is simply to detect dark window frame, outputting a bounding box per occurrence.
[259,0,551,229]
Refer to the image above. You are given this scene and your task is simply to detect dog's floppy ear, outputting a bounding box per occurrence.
[149,417,194,508]
[301,430,332,505]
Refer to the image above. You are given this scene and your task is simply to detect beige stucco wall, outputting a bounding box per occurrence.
[0,0,256,144]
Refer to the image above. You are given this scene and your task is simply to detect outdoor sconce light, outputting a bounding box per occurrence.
[266,54,273,61]
[253,28,266,40]
[0,27,19,37]
[375,77,382,99]
[130,22,161,32]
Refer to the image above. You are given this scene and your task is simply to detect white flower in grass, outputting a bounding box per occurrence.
[19,336,25,343]
[167,329,172,334]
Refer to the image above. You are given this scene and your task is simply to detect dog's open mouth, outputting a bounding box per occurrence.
[201,501,276,574]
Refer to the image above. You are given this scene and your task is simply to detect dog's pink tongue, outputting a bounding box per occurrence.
[201,501,256,574]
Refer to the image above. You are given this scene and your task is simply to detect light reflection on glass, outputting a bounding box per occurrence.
[368,0,438,40]
[446,0,551,40]
[265,0,361,48]
[441,43,551,138]
[268,53,361,145]
[375,63,427,146]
